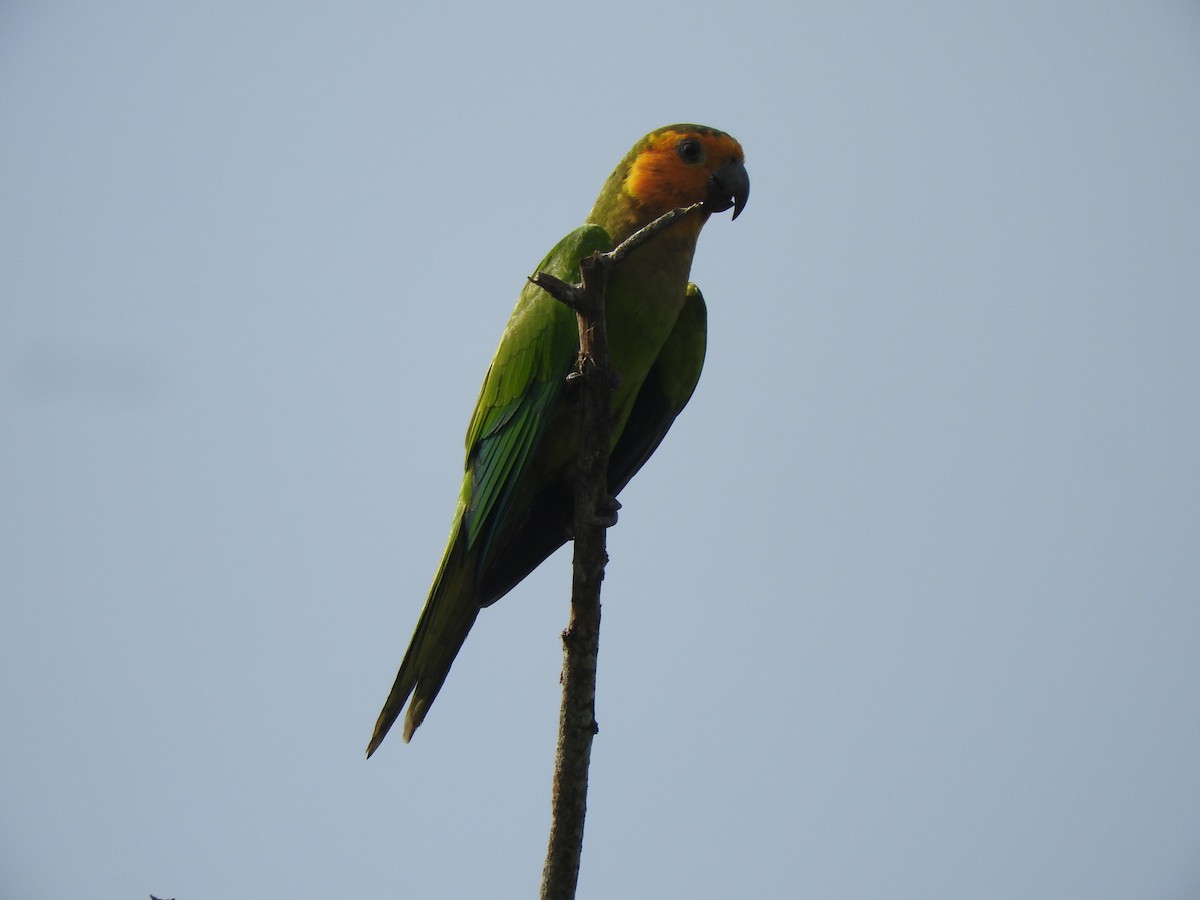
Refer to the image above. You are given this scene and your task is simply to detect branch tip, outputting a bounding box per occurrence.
[530,272,585,312]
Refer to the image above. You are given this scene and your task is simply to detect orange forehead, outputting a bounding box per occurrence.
[624,128,744,216]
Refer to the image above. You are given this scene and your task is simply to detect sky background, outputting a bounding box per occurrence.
[3,2,1199,898]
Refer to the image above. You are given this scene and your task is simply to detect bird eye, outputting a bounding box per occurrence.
[676,137,704,164]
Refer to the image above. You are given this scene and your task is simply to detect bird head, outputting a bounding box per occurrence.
[591,124,749,240]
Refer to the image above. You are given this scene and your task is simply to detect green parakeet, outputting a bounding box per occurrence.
[368,124,748,755]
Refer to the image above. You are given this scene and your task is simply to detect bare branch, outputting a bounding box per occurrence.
[537,203,698,900]
[538,244,611,900]
[528,272,586,313]
[604,201,704,269]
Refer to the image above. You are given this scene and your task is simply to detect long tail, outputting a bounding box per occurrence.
[366,530,479,756]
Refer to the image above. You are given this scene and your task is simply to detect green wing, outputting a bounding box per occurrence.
[609,282,707,493]
[463,224,613,576]
[366,224,613,753]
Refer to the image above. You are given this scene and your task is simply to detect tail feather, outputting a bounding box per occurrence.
[366,529,478,756]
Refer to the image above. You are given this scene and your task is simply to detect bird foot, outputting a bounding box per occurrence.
[562,497,622,538]
[565,368,621,391]
[594,497,621,528]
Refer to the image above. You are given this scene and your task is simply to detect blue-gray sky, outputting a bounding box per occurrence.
[3,2,1199,897]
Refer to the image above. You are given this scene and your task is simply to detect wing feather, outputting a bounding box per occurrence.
[462,224,613,575]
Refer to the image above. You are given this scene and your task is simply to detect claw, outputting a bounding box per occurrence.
[595,497,621,528]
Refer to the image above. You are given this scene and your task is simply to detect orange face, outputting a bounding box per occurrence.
[624,127,746,220]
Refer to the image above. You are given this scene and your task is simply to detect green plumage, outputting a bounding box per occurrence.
[368,125,745,754]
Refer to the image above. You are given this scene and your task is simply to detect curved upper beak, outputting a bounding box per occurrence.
[705,158,750,220]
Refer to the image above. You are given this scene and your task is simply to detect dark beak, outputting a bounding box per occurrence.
[704,158,750,220]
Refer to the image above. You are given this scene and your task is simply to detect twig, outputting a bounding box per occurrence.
[532,203,702,900]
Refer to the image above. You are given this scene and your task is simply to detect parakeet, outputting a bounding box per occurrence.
[367,124,748,755]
